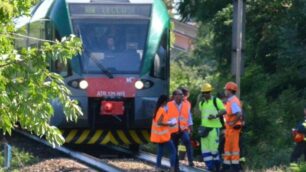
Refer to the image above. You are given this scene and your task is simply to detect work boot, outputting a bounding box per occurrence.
[215,162,221,172]
[232,164,241,172]
[189,161,195,167]
[203,167,212,172]
[221,164,230,172]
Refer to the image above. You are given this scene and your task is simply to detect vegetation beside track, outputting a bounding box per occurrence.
[170,0,306,170]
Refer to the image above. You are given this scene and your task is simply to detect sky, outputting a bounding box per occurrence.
[172,0,181,19]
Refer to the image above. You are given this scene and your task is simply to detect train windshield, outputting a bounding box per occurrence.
[69,4,151,74]
[73,19,149,74]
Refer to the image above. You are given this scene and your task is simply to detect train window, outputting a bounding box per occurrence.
[28,21,45,47]
[152,31,168,79]
[72,19,149,74]
[45,20,54,40]
[51,31,70,77]
[14,25,28,50]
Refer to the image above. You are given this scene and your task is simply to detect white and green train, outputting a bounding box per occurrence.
[15,0,170,147]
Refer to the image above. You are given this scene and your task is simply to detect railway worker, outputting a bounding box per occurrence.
[179,87,195,158]
[197,83,226,172]
[290,106,306,170]
[150,95,176,172]
[222,82,243,172]
[167,89,194,171]
[218,92,246,171]
[180,87,191,109]
[180,87,194,131]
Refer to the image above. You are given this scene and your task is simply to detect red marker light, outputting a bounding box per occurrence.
[100,101,124,115]
[104,102,113,112]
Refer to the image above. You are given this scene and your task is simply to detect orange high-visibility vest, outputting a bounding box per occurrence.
[225,96,242,128]
[167,100,190,133]
[150,107,171,143]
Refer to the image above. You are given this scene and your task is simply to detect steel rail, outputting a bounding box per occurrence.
[107,145,206,172]
[15,130,123,172]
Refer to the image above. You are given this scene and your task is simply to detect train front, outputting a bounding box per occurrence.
[52,0,170,145]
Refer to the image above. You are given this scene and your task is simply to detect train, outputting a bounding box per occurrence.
[15,0,170,148]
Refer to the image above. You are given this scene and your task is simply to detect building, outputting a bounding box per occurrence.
[172,19,197,53]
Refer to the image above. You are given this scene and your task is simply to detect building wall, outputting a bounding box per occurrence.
[172,19,197,52]
[174,33,193,51]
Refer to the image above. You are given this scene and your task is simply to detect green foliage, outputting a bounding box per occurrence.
[0,1,82,146]
[0,146,38,171]
[170,50,212,106]
[287,162,306,172]
[176,0,306,170]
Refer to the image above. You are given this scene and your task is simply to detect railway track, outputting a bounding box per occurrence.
[15,130,122,172]
[106,145,205,172]
[16,129,205,172]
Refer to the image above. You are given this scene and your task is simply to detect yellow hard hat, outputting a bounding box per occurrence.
[201,83,213,92]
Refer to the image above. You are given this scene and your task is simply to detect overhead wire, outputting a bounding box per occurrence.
[0,32,66,44]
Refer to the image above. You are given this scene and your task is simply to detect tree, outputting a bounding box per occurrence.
[0,0,82,146]
[178,0,306,169]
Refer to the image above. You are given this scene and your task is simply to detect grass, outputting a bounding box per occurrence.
[0,145,39,171]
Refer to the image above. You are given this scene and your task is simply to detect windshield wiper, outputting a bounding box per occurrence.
[89,54,114,79]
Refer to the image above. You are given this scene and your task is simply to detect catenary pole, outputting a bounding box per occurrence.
[232,0,245,98]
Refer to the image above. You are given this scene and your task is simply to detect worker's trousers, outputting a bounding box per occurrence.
[172,131,193,171]
[201,128,220,171]
[290,141,306,162]
[223,127,241,169]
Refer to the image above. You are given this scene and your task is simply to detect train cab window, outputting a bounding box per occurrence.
[15,25,28,50]
[72,19,149,74]
[51,31,70,77]
[152,31,169,79]
[45,20,54,41]
[28,21,45,47]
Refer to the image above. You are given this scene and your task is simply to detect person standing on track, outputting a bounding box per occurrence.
[222,82,243,172]
[197,83,226,172]
[150,95,176,172]
[167,89,194,171]
[178,87,195,162]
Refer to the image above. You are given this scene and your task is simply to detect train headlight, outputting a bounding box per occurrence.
[135,79,154,90]
[79,80,88,89]
[135,80,144,89]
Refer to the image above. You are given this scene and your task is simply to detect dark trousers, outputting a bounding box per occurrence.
[172,131,193,172]
[291,142,306,162]
[218,129,225,160]
[157,140,177,168]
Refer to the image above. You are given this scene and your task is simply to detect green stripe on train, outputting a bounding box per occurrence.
[140,0,170,76]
